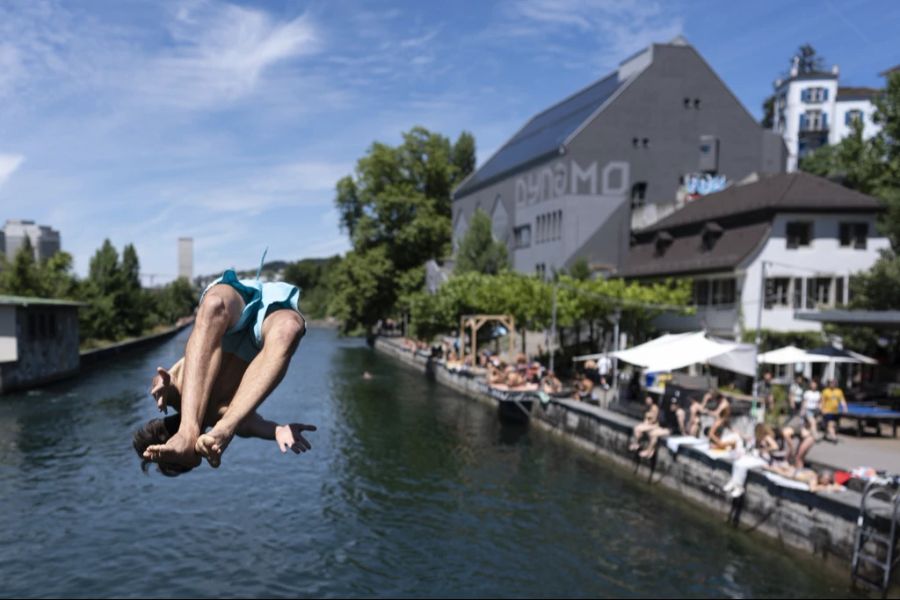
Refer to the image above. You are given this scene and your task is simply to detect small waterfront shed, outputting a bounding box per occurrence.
[0,295,83,393]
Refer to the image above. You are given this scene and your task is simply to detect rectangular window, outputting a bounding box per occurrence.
[835,277,845,306]
[786,222,812,248]
[712,279,736,306]
[839,222,867,249]
[792,277,804,309]
[693,280,710,306]
[801,110,825,131]
[514,225,531,249]
[806,277,832,309]
[765,277,790,309]
[845,110,863,126]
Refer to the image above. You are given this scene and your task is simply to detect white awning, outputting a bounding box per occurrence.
[611,331,754,375]
[757,345,818,364]
[758,345,879,365]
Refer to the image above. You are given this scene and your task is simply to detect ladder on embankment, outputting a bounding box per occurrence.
[851,478,900,596]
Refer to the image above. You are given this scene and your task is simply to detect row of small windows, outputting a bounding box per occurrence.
[798,108,865,130]
[801,87,829,103]
[764,276,847,310]
[632,137,650,148]
[691,275,851,309]
[683,97,701,109]
[799,110,827,131]
[536,210,562,244]
[786,221,867,249]
[28,312,59,340]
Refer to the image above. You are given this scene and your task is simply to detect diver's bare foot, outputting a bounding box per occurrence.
[195,426,234,468]
[639,448,655,459]
[143,432,201,468]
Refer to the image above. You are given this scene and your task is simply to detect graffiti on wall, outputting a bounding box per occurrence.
[682,173,728,197]
[515,160,629,205]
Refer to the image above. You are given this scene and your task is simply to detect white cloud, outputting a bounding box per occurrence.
[144,3,322,109]
[0,154,25,188]
[501,0,683,69]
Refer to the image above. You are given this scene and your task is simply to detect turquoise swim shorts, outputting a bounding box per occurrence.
[199,269,303,362]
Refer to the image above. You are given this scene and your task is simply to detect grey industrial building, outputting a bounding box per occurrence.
[451,37,786,278]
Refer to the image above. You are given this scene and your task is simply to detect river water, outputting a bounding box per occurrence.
[0,327,856,598]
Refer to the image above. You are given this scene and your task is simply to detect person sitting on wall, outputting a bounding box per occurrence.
[685,395,710,437]
[708,403,743,452]
[488,360,507,386]
[572,371,594,402]
[541,371,563,395]
[639,396,686,458]
[723,423,781,498]
[628,396,659,452]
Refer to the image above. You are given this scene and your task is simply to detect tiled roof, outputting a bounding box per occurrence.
[620,221,771,278]
[622,172,883,279]
[638,172,882,234]
[837,86,880,101]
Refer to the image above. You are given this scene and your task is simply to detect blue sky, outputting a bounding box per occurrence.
[0,0,897,282]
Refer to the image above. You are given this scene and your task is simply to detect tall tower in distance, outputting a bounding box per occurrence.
[178,237,193,281]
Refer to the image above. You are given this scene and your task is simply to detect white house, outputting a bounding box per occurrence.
[772,59,881,172]
[620,172,889,339]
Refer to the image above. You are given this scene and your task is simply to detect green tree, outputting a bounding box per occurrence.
[0,237,42,296]
[332,126,476,334]
[454,208,509,275]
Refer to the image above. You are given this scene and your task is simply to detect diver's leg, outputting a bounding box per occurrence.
[196,310,305,467]
[144,285,244,466]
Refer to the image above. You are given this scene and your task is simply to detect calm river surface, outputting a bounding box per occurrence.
[0,327,855,598]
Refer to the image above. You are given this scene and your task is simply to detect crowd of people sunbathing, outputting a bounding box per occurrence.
[627,388,846,497]
[398,338,852,498]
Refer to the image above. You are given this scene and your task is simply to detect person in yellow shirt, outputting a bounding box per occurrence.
[821,379,848,442]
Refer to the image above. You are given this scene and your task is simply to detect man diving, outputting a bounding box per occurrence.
[141,263,308,470]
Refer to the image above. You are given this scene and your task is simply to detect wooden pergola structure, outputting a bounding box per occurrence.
[459,314,516,365]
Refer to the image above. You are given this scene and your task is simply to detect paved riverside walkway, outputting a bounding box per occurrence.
[809,435,900,474]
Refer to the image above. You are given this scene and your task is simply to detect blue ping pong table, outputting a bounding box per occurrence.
[841,403,900,437]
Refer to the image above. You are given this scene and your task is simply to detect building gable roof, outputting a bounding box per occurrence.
[638,172,882,234]
[453,71,627,199]
[621,172,883,278]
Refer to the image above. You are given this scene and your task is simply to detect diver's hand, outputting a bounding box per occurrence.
[275,423,317,454]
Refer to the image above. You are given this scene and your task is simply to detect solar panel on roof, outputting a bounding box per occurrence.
[454,73,625,198]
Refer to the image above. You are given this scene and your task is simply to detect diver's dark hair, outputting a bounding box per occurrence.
[132,414,193,477]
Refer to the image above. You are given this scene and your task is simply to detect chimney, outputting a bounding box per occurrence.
[790,56,800,77]
[832,64,840,76]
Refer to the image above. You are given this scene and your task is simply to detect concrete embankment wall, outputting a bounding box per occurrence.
[79,320,193,369]
[374,336,891,579]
